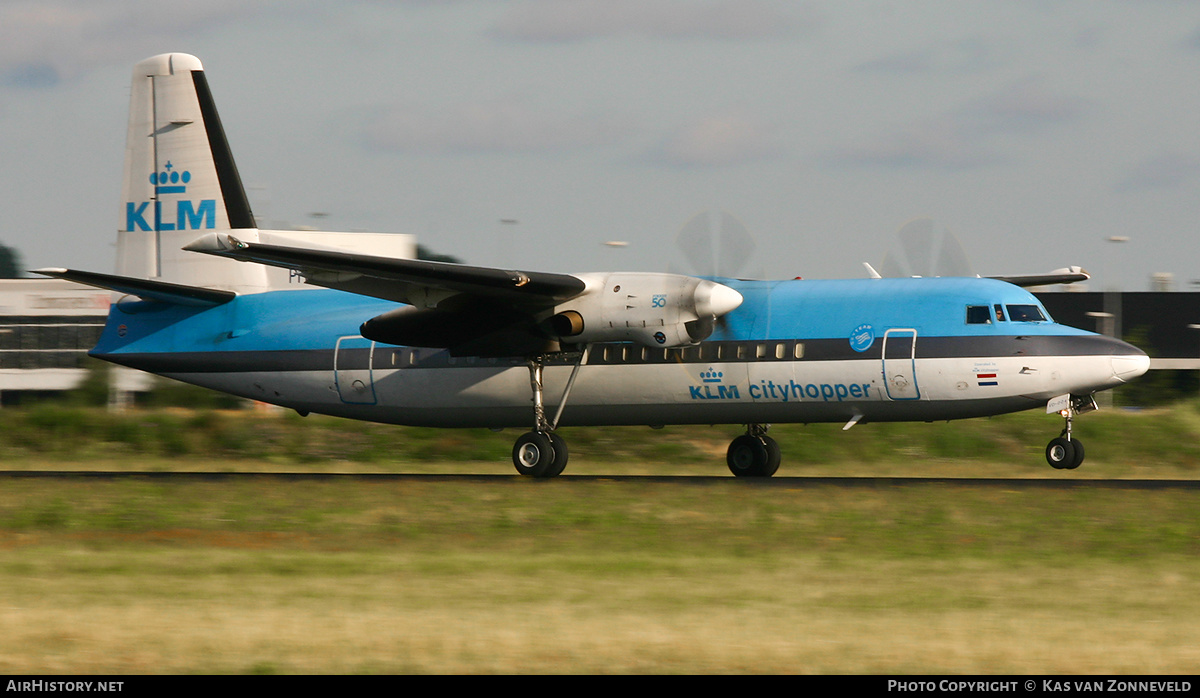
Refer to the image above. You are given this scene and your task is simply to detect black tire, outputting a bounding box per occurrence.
[513,431,555,477]
[1064,438,1084,470]
[1045,437,1075,470]
[544,433,569,477]
[727,434,769,477]
[761,435,782,477]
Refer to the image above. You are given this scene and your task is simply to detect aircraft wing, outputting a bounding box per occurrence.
[33,268,236,307]
[183,233,587,308]
[987,266,1090,288]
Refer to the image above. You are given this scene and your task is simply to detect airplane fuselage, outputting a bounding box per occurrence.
[44,52,1152,476]
[93,276,1148,430]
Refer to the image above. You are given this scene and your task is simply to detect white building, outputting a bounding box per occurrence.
[0,279,147,402]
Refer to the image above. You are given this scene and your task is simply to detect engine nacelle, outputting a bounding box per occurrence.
[546,272,742,348]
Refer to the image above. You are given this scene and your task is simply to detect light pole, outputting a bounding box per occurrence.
[1087,312,1116,407]
[602,240,629,261]
[1189,324,1200,399]
[1085,311,1114,337]
[1103,236,1129,341]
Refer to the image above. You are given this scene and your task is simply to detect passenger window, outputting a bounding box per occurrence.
[966,306,991,324]
[994,304,1005,322]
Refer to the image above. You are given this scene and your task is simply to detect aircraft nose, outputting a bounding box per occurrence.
[1112,351,1150,383]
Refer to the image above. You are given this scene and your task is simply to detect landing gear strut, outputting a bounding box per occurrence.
[1045,394,1095,470]
[727,424,781,477]
[512,350,586,477]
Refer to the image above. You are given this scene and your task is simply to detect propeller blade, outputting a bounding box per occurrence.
[879,217,975,278]
[675,210,756,278]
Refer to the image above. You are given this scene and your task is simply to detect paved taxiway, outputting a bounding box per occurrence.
[3,472,1198,490]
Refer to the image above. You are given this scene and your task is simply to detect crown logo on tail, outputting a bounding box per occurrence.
[150,161,191,195]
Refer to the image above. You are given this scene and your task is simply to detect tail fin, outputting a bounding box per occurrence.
[118,53,268,292]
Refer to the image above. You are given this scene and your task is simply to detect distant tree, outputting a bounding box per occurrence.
[69,358,112,407]
[1112,325,1199,407]
[416,244,462,264]
[0,243,23,278]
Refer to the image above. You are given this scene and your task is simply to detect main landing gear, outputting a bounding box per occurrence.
[1045,394,1097,470]
[513,430,569,478]
[726,424,781,477]
[512,351,586,478]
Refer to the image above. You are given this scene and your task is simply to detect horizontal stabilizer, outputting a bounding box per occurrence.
[183,233,587,307]
[987,266,1090,288]
[33,268,235,307]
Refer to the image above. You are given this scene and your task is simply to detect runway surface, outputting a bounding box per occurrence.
[3,471,1199,489]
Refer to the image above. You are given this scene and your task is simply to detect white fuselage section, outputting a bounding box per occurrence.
[167,341,1142,429]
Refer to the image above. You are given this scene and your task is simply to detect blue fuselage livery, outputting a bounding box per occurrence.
[91,277,1145,431]
[41,53,1149,477]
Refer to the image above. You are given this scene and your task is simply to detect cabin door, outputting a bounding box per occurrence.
[881,329,920,401]
[334,336,377,404]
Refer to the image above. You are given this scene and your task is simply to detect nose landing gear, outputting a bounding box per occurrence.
[1045,394,1096,470]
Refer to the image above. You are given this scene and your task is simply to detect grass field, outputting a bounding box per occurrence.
[2,476,1199,673]
[1,405,1199,673]
[3,400,1200,477]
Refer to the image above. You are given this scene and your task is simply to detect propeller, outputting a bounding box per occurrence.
[670,210,760,341]
[673,210,758,279]
[877,218,975,278]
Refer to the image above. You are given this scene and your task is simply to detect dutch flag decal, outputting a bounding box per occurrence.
[977,373,998,387]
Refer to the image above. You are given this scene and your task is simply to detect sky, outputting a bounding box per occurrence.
[2,0,1199,291]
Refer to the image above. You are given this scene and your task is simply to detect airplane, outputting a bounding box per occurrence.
[37,53,1150,477]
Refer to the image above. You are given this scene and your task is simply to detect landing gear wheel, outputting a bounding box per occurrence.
[513,431,556,478]
[544,433,569,477]
[1045,437,1076,470]
[1046,394,1096,470]
[1064,438,1084,470]
[760,435,781,476]
[727,434,780,477]
[728,435,766,477]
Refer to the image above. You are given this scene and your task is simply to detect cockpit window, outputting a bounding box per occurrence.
[1006,304,1047,322]
[993,304,1006,322]
[966,306,991,324]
